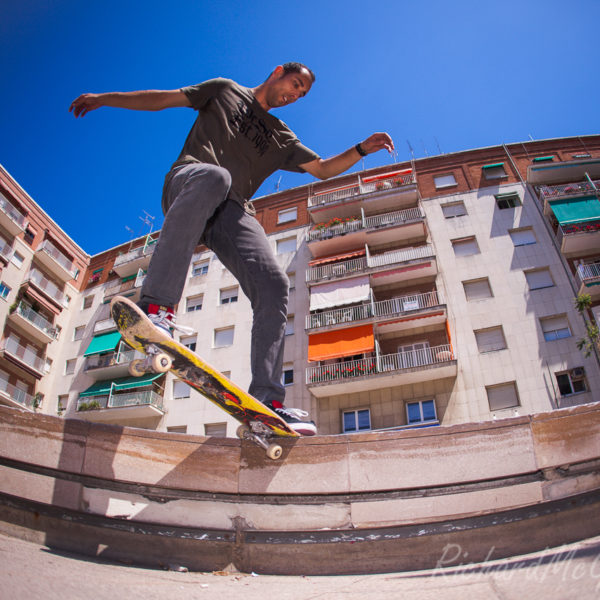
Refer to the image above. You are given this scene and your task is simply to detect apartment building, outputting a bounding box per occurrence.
[1,135,599,437]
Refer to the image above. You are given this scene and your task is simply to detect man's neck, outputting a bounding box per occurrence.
[251,83,271,112]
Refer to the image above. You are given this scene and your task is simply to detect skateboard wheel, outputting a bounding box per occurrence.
[152,353,172,373]
[266,443,283,460]
[128,359,146,377]
[236,425,249,439]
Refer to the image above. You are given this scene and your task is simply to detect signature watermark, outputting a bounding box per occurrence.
[430,542,600,589]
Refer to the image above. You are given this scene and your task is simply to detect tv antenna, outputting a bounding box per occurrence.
[406,140,415,160]
[125,226,135,240]
[275,175,282,192]
[139,210,155,234]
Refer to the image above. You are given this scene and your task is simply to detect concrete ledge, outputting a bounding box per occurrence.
[1,402,599,574]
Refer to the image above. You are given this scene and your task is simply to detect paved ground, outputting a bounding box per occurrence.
[3,532,600,599]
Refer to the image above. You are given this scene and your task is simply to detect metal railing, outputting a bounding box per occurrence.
[1,336,46,374]
[306,244,434,283]
[308,172,417,208]
[306,344,454,385]
[0,379,35,410]
[538,180,600,202]
[0,193,27,229]
[37,240,76,276]
[84,348,142,371]
[77,390,163,412]
[577,262,600,286]
[113,240,157,268]
[305,290,442,330]
[307,206,425,243]
[0,239,13,261]
[93,317,117,334]
[14,302,57,339]
[25,268,67,305]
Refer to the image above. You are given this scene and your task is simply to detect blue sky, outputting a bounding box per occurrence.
[1,0,598,255]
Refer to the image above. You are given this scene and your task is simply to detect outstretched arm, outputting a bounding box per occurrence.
[300,132,394,180]
[69,89,191,118]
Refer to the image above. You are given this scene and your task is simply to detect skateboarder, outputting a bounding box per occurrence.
[70,62,394,435]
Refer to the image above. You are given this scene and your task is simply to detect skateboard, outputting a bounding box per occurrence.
[110,296,299,459]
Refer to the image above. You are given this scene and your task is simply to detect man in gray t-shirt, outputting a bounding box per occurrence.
[70,62,394,434]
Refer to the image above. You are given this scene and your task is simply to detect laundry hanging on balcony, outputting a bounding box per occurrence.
[308,324,374,362]
[309,275,371,311]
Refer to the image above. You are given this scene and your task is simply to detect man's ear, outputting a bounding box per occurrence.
[272,65,285,79]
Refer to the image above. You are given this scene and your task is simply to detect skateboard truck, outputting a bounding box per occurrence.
[129,344,173,376]
[236,424,283,460]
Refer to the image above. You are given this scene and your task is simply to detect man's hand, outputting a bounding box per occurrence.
[360,132,395,155]
[69,93,103,118]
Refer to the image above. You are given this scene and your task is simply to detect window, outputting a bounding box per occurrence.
[540,315,571,342]
[73,326,85,341]
[192,260,209,277]
[434,174,457,189]
[463,278,493,301]
[572,153,591,159]
[0,282,11,300]
[167,425,188,434]
[65,359,76,375]
[486,382,520,411]
[285,315,294,336]
[406,399,437,424]
[278,207,298,224]
[65,295,71,306]
[220,287,238,305]
[277,236,296,255]
[343,408,371,433]
[205,423,227,437]
[525,268,554,291]
[287,272,295,290]
[186,295,203,312]
[180,335,197,352]
[173,380,191,399]
[482,163,507,180]
[556,369,587,396]
[452,236,480,257]
[214,326,234,348]
[282,364,294,386]
[474,326,506,353]
[533,155,554,163]
[509,228,536,247]
[10,251,24,269]
[441,202,466,218]
[495,192,521,209]
[57,394,68,413]
[83,296,94,310]
[24,227,35,245]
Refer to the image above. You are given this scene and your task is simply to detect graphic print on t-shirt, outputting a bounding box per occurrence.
[229,100,274,157]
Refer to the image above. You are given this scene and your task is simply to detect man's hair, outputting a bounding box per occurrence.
[267,62,316,83]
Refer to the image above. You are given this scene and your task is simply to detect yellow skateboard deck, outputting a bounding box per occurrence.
[110,296,298,459]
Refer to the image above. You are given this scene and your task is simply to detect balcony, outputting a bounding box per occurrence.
[306,344,457,398]
[307,206,427,258]
[0,238,13,264]
[577,262,600,298]
[84,347,144,380]
[308,170,418,222]
[306,244,436,286]
[35,239,76,282]
[0,192,27,237]
[0,336,47,378]
[93,317,118,334]
[8,302,57,344]
[556,220,600,256]
[538,180,600,207]
[527,157,600,185]
[22,268,68,310]
[76,389,164,423]
[113,238,157,277]
[0,380,36,412]
[104,269,145,302]
[306,291,445,333]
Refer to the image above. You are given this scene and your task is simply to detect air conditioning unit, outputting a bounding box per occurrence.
[571,367,585,380]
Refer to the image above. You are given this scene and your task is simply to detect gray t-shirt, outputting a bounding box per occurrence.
[170,78,320,203]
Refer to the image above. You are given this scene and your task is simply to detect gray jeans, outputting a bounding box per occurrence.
[140,163,289,405]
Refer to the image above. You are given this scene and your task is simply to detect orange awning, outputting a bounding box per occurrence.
[362,168,412,183]
[308,324,375,362]
[308,249,366,267]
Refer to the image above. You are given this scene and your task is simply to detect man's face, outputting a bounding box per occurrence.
[265,67,313,109]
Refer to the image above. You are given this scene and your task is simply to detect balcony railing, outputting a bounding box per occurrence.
[37,240,76,276]
[306,245,434,283]
[306,291,442,330]
[0,193,27,229]
[0,379,35,410]
[308,172,416,208]
[0,239,13,262]
[77,390,163,412]
[307,206,425,243]
[577,262,600,286]
[93,317,117,334]
[1,336,46,375]
[84,348,140,372]
[14,302,57,339]
[538,180,600,202]
[25,268,67,306]
[307,344,454,385]
[113,241,156,268]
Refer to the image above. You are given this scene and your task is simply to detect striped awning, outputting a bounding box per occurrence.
[78,373,161,397]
